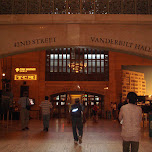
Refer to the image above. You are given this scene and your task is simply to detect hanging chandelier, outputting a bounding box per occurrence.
[68,62,87,73]
[68,49,87,73]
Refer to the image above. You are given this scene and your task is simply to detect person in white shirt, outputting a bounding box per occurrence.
[119,92,142,152]
[39,96,52,131]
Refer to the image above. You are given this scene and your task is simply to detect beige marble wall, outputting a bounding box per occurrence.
[11,51,41,110]
[108,51,152,110]
[0,14,152,59]
[1,49,152,116]
[0,14,152,113]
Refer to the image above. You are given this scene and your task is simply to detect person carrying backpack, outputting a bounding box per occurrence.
[70,98,84,145]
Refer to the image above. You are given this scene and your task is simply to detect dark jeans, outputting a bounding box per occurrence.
[112,109,116,120]
[72,117,83,141]
[123,140,139,152]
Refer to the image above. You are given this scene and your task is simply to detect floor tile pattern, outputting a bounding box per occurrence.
[0,119,152,152]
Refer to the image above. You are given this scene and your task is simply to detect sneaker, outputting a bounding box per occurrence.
[46,128,48,132]
[78,136,82,144]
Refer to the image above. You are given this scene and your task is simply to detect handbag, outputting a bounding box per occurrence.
[26,98,30,110]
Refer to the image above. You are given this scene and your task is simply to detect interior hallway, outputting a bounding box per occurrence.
[0,119,152,152]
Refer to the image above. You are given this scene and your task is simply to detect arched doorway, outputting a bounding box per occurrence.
[50,91,104,119]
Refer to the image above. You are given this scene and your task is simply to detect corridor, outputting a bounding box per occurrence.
[0,119,151,152]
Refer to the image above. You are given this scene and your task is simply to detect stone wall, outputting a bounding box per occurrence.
[1,50,152,115]
[0,15,152,59]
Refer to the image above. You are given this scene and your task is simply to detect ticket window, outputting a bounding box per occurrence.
[61,102,65,105]
[55,101,65,106]
[85,102,87,106]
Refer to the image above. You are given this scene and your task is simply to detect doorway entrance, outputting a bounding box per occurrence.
[50,91,104,118]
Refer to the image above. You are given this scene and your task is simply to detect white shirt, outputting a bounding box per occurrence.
[119,103,142,141]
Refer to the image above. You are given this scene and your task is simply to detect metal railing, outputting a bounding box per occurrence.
[0,0,151,15]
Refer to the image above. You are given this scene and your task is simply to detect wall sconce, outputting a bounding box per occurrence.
[77,85,80,89]
[2,73,5,77]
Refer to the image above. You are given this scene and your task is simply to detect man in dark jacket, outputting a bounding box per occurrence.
[71,98,84,144]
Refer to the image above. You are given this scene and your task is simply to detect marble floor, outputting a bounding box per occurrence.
[0,118,152,152]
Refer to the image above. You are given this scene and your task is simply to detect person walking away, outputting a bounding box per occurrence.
[67,102,72,123]
[123,99,128,105]
[112,102,117,120]
[71,98,84,145]
[92,104,98,122]
[110,102,113,119]
[39,96,52,131]
[119,92,142,152]
[118,100,123,115]
[18,92,30,131]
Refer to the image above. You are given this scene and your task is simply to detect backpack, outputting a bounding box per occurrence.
[71,104,82,118]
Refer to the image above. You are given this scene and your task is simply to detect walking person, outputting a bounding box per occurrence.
[112,102,117,120]
[39,96,52,132]
[18,92,30,131]
[110,102,113,119]
[118,100,123,115]
[92,104,98,122]
[119,92,142,152]
[71,98,84,145]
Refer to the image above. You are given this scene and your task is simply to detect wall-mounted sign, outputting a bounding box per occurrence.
[15,68,36,73]
[14,74,37,80]
[90,37,151,52]
[14,37,56,48]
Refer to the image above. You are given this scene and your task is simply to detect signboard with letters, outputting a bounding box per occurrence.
[15,68,36,73]
[14,74,37,80]
[14,67,37,80]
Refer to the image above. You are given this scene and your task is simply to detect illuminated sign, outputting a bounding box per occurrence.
[15,68,36,73]
[14,74,37,80]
